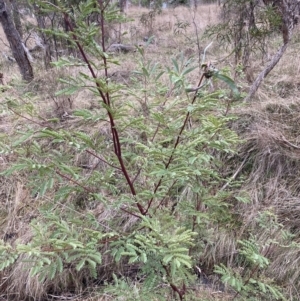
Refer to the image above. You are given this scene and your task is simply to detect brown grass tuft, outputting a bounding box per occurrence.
[224,97,300,292]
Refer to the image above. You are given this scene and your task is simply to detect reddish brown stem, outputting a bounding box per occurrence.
[86,149,122,171]
[132,168,141,184]
[163,264,186,301]
[145,72,206,214]
[120,207,142,219]
[55,170,94,193]
[154,180,178,213]
[8,107,53,129]
[63,8,145,215]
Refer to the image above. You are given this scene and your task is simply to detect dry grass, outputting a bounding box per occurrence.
[226,99,300,294]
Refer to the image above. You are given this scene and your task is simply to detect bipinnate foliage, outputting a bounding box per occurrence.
[0,0,288,300]
[215,238,285,300]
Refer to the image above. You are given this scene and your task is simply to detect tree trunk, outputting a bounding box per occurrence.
[244,42,289,102]
[119,0,126,12]
[34,5,52,70]
[9,0,22,38]
[0,0,34,81]
[245,0,299,101]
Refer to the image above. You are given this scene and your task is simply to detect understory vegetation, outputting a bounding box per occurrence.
[0,0,300,300]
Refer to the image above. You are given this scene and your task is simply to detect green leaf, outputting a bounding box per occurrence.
[48,263,57,280]
[39,129,64,140]
[163,254,174,264]
[128,256,139,263]
[86,258,97,269]
[182,66,197,76]
[87,253,102,264]
[0,163,29,175]
[12,130,34,147]
[140,252,147,263]
[76,258,86,271]
[176,257,191,268]
[172,58,179,73]
[57,257,63,273]
[213,72,239,96]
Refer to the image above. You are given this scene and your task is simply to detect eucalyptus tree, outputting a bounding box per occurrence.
[207,0,300,100]
[9,0,23,37]
[0,0,33,81]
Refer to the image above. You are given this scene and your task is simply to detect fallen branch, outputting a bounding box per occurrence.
[107,43,137,53]
[220,155,249,191]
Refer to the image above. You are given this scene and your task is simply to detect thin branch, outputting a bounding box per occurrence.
[8,107,54,129]
[55,170,95,193]
[63,8,145,215]
[145,69,207,214]
[244,42,289,102]
[151,122,160,142]
[154,180,178,213]
[232,243,273,300]
[186,83,206,92]
[245,0,295,101]
[85,149,122,171]
[132,168,142,184]
[280,135,300,150]
[120,207,142,218]
[163,264,185,301]
[191,9,202,73]
[0,36,9,47]
[220,155,249,191]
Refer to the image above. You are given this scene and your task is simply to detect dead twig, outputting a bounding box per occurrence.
[221,155,249,191]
